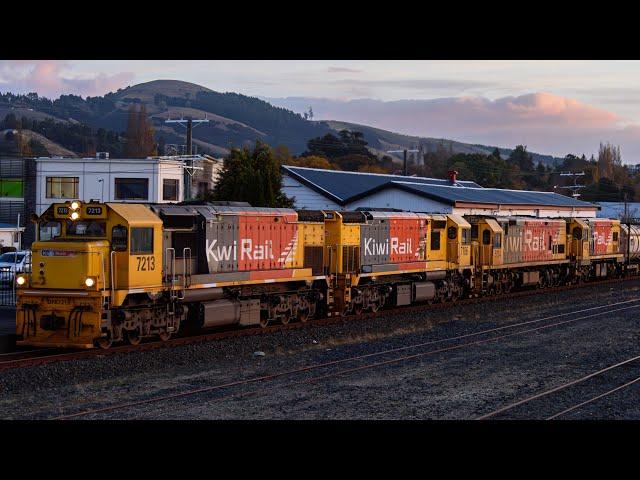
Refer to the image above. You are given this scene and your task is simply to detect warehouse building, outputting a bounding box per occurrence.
[596,202,640,219]
[282,166,599,218]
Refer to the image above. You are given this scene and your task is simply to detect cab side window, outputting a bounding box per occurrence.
[573,227,583,240]
[430,231,441,250]
[112,225,128,252]
[493,233,502,248]
[482,229,491,245]
[131,227,154,255]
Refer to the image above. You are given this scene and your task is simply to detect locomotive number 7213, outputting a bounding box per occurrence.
[136,256,156,271]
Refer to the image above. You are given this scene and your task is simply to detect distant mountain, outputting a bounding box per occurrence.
[0,80,562,165]
[324,120,563,167]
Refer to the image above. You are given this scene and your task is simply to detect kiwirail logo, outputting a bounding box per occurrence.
[363,237,416,257]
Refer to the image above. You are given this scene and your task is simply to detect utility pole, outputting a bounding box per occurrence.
[387,148,419,176]
[558,171,586,198]
[165,116,209,200]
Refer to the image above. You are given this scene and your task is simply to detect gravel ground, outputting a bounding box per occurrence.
[1,280,640,420]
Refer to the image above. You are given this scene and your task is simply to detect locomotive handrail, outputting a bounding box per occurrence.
[110,250,116,300]
[165,248,176,288]
[183,247,192,288]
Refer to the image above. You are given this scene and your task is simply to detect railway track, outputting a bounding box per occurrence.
[52,295,640,419]
[1,275,639,374]
[476,354,640,420]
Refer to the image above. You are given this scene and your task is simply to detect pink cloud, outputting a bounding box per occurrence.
[0,60,134,98]
[270,92,639,161]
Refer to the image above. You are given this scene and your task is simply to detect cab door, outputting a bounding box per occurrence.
[128,224,163,288]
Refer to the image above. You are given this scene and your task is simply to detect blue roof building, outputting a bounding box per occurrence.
[281,166,599,218]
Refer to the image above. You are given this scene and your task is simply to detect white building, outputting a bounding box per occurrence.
[282,166,599,218]
[34,155,186,215]
[189,155,224,198]
[0,223,23,250]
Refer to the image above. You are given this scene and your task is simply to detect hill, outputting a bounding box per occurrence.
[323,120,562,167]
[0,81,562,164]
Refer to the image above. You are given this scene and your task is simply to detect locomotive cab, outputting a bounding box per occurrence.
[468,217,503,267]
[16,201,164,348]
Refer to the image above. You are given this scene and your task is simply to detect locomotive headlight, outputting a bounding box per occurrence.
[16,275,26,286]
[84,277,96,288]
[71,201,80,210]
[71,211,80,220]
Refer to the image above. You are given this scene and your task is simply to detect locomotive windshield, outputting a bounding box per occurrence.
[38,221,62,241]
[66,220,107,237]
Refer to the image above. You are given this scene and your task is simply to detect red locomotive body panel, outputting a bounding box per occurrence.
[590,220,613,256]
[522,220,559,262]
[238,213,298,271]
[388,216,426,263]
[502,218,564,264]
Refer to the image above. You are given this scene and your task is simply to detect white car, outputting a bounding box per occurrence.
[0,251,31,286]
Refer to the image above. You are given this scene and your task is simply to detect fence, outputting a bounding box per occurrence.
[0,267,16,307]
[0,250,30,307]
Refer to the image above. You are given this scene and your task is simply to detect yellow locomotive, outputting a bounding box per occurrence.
[15,200,628,350]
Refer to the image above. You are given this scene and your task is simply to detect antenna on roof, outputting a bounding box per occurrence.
[558,171,586,198]
[165,116,210,200]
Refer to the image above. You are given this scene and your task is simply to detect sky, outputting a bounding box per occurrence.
[1,60,640,162]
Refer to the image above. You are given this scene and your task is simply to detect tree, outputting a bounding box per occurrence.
[508,145,534,172]
[2,112,18,130]
[212,141,294,208]
[124,104,156,158]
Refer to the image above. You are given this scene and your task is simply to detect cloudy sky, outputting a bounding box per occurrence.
[1,60,639,162]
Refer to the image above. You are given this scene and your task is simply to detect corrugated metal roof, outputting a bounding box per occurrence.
[390,181,597,208]
[596,202,640,218]
[282,166,482,205]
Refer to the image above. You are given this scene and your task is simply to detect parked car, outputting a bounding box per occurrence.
[0,251,31,287]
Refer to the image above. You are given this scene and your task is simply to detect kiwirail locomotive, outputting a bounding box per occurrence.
[15,200,640,349]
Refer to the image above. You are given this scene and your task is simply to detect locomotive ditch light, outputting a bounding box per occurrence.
[71,211,80,221]
[84,276,97,288]
[16,274,27,287]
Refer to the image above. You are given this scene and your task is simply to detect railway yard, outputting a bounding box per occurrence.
[1,278,640,420]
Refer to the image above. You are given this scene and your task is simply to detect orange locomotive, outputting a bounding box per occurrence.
[15,201,626,349]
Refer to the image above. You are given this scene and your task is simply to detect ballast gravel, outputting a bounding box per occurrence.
[1,280,640,420]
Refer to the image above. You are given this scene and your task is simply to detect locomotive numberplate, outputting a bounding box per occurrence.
[45,297,72,305]
[86,206,102,215]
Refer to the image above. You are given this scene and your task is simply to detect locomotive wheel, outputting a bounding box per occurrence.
[298,309,310,323]
[96,334,112,350]
[281,312,291,325]
[158,330,172,342]
[354,304,364,316]
[370,301,380,313]
[126,329,142,346]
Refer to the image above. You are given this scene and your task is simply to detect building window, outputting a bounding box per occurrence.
[131,227,154,254]
[198,182,209,198]
[0,178,23,197]
[46,177,78,199]
[163,179,179,201]
[115,178,148,200]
